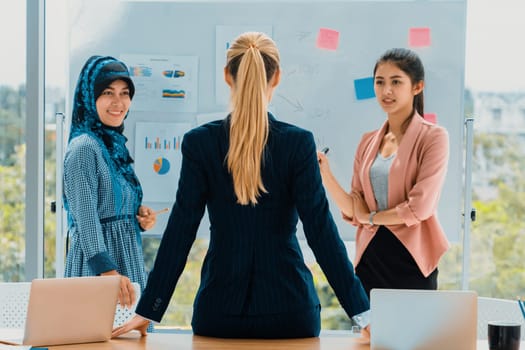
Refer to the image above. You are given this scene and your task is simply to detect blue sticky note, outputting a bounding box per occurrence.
[354,77,375,100]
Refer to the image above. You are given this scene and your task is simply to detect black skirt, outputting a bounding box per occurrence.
[355,225,438,298]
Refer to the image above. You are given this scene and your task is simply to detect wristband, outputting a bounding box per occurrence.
[369,211,377,226]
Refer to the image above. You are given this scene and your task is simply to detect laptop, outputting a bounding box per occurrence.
[0,275,120,347]
[370,288,478,350]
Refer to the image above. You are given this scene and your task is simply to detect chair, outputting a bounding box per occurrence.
[0,282,31,328]
[113,282,141,327]
[477,296,525,339]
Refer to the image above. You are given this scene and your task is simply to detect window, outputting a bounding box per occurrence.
[44,0,67,278]
[0,0,26,282]
[492,108,502,122]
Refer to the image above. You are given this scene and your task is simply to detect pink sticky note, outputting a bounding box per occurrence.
[316,28,340,51]
[424,113,437,124]
[409,27,431,47]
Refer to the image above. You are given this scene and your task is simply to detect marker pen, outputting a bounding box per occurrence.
[154,208,170,215]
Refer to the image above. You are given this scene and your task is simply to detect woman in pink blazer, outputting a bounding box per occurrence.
[318,48,449,296]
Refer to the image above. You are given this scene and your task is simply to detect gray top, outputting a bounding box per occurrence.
[369,152,395,211]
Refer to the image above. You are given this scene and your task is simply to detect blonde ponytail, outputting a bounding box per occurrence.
[225,32,280,205]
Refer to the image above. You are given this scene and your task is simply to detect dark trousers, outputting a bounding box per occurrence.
[191,304,321,338]
[356,225,438,298]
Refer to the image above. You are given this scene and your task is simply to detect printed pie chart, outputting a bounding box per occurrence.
[153,157,170,175]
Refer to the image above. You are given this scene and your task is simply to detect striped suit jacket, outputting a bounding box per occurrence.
[136,113,369,322]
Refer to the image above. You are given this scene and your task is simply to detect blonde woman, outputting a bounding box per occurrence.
[112,32,369,339]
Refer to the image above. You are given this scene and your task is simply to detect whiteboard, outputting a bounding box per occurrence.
[68,0,467,241]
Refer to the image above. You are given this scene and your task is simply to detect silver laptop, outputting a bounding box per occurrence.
[370,289,478,350]
[0,276,120,347]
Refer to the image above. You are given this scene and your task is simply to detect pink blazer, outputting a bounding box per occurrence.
[351,113,450,277]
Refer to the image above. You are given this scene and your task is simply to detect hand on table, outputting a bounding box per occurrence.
[353,325,370,345]
[112,315,149,338]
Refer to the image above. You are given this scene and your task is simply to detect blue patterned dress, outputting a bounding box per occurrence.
[63,132,147,292]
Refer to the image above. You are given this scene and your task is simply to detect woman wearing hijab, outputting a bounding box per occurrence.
[63,56,156,310]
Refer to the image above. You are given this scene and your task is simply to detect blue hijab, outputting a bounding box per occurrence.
[68,55,142,203]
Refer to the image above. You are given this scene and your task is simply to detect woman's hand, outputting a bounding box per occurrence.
[112,315,149,338]
[358,325,370,344]
[137,205,157,231]
[100,270,136,308]
[316,150,332,177]
[341,212,353,223]
[350,191,371,225]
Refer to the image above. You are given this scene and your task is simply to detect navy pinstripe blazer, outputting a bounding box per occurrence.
[136,113,369,322]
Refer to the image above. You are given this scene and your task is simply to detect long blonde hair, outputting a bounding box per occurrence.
[225,32,280,205]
